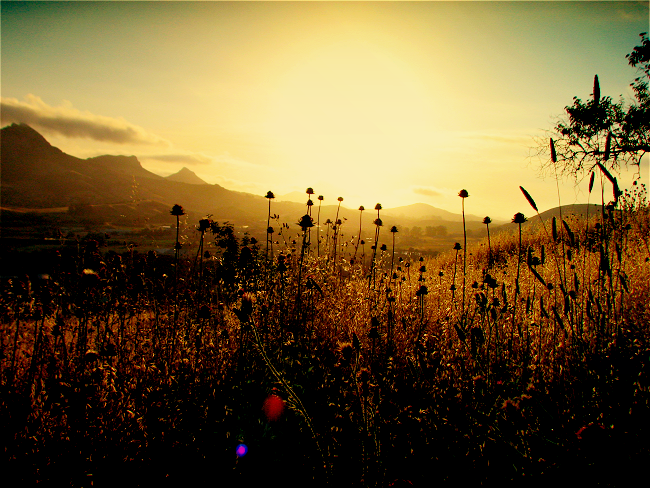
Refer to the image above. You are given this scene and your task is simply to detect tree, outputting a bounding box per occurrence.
[534,33,649,182]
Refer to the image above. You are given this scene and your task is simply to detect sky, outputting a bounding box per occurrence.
[2,1,648,220]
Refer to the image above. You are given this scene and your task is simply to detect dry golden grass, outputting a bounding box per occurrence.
[1,197,649,486]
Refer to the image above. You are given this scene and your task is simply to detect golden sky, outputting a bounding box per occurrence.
[2,1,648,219]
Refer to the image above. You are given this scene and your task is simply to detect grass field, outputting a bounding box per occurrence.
[1,182,649,487]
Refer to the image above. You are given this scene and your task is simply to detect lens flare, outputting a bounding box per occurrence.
[236,443,248,457]
[262,394,284,421]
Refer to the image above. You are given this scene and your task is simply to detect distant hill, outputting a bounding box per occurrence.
[382,202,488,223]
[0,123,508,246]
[491,203,602,236]
[0,123,276,227]
[165,167,208,185]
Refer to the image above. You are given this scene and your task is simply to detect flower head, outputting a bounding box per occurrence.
[390,226,398,233]
[265,191,275,199]
[198,218,211,232]
[453,242,461,250]
[359,205,365,211]
[170,204,185,216]
[458,189,469,198]
[483,216,492,225]
[297,214,314,230]
[512,212,527,224]
[306,187,314,195]
[375,203,382,211]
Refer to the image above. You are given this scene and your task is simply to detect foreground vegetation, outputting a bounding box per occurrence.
[1,179,650,487]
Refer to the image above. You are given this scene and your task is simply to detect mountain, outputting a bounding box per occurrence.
[382,203,487,223]
[0,124,500,244]
[87,154,164,180]
[0,123,308,229]
[165,167,208,185]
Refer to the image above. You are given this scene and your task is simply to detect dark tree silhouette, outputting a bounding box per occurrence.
[533,33,649,181]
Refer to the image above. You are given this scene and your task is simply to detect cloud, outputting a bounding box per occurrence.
[1,94,170,146]
[143,150,259,169]
[413,187,442,198]
[145,153,213,166]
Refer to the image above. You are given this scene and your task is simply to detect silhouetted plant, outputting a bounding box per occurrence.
[354,205,365,262]
[458,190,469,313]
[265,191,275,260]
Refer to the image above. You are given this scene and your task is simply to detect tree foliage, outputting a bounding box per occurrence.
[534,33,649,181]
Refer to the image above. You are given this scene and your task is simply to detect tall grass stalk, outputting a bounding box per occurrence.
[265,191,275,260]
[459,190,469,313]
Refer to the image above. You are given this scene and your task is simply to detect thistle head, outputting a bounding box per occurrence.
[339,342,354,363]
[458,189,469,198]
[307,199,314,207]
[306,187,314,195]
[374,218,383,227]
[318,195,324,201]
[170,204,185,216]
[390,226,398,233]
[512,212,527,224]
[337,196,344,202]
[198,218,211,232]
[375,203,382,211]
[483,216,492,225]
[265,191,275,200]
[297,214,314,230]
[453,242,461,250]
[359,205,365,211]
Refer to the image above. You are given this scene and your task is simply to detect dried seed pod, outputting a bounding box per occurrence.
[519,186,538,212]
[550,138,557,163]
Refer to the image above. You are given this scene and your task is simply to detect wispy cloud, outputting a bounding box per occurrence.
[1,94,170,146]
[413,187,442,198]
[144,153,213,166]
[143,151,259,169]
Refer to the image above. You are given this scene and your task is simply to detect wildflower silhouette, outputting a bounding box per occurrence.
[512,212,527,340]
[458,190,469,313]
[354,206,365,261]
[265,191,275,260]
[317,195,324,257]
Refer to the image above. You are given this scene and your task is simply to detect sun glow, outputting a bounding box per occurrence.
[264,40,439,181]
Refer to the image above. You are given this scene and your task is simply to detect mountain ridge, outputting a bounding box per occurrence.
[165,167,208,185]
[1,124,504,232]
